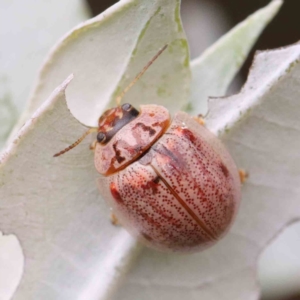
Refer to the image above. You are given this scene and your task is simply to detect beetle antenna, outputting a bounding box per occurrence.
[53,128,97,157]
[116,44,168,106]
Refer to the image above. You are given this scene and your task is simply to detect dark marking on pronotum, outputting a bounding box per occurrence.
[133,122,156,137]
[113,142,126,164]
[110,182,123,204]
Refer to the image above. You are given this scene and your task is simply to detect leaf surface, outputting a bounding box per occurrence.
[0,76,141,299]
[0,233,23,300]
[1,1,297,300]
[23,0,190,128]
[188,0,282,115]
[0,0,190,299]
[0,0,88,147]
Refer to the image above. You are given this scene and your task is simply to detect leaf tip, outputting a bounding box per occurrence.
[63,73,74,88]
[267,0,284,16]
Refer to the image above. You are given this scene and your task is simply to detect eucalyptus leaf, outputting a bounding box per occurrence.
[1,1,296,300]
[0,75,141,299]
[188,0,282,115]
[0,0,190,299]
[0,0,89,148]
[0,233,23,300]
[0,95,18,149]
[23,0,190,128]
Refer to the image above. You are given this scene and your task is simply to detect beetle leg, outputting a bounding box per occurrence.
[90,140,97,151]
[110,212,120,226]
[193,115,205,126]
[239,169,248,184]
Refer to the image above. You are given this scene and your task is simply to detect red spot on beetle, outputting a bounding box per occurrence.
[112,142,126,164]
[110,182,123,204]
[178,127,196,143]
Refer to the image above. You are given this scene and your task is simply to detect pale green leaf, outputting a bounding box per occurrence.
[0,75,141,299]
[2,1,299,300]
[0,93,18,149]
[22,0,190,128]
[187,0,282,115]
[0,0,89,147]
[0,232,23,300]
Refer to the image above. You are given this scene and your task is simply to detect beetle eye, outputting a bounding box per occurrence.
[122,103,132,111]
[97,132,106,143]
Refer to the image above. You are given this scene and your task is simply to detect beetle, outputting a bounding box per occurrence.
[54,45,241,253]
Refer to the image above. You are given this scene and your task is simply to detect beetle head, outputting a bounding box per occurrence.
[97,103,139,145]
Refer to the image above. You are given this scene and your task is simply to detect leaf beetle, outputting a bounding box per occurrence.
[54,45,241,253]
